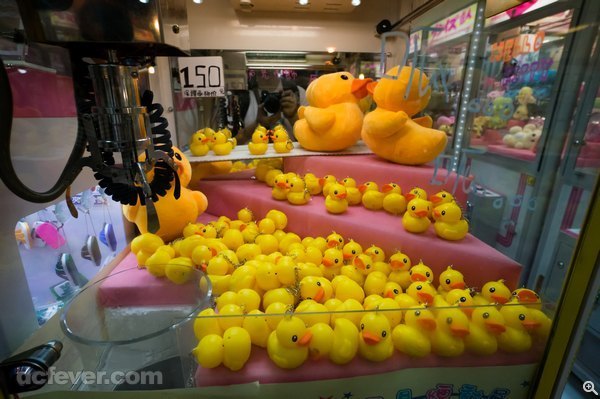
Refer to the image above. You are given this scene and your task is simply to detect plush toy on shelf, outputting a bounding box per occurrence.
[361,66,447,165]
[122,147,208,242]
[189,130,211,156]
[502,124,542,150]
[273,125,294,154]
[294,72,372,151]
[248,128,269,155]
[487,96,513,130]
[512,86,536,121]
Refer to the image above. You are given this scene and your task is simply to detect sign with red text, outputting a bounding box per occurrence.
[178,56,225,98]
[428,4,477,48]
[489,32,545,63]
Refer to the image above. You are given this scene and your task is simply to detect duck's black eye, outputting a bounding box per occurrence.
[445,279,451,284]
[334,258,339,264]
[483,312,490,319]
[416,285,422,290]
[512,291,517,296]
[174,153,183,160]
[489,287,496,293]
[415,310,421,316]
[291,183,294,187]
[360,323,364,330]
[292,335,298,342]
[393,289,399,294]
[403,258,408,263]
[519,314,526,321]
[381,330,387,338]
[441,210,446,216]
[374,250,379,255]
[352,250,356,254]
[339,238,343,243]
[459,297,467,302]
[341,75,349,80]
[442,194,446,198]
[446,317,453,324]
[411,206,416,211]
[426,272,430,277]
[334,191,338,195]
[316,281,321,286]
[366,264,371,269]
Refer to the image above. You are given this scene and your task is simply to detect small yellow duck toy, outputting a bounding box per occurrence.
[329,317,359,365]
[321,175,338,197]
[189,131,211,156]
[248,129,269,155]
[304,173,323,195]
[430,307,470,357]
[409,260,434,284]
[359,182,384,210]
[308,322,334,360]
[358,312,394,362]
[392,305,436,357]
[342,239,363,263]
[287,176,311,205]
[300,276,333,303]
[123,147,208,242]
[388,251,412,290]
[430,190,455,209]
[273,128,294,154]
[482,279,513,304]
[498,304,539,353]
[510,288,543,310]
[320,247,343,280]
[465,306,506,356]
[406,281,437,306]
[403,198,431,233]
[325,183,348,214]
[267,316,313,369]
[212,131,235,155]
[192,326,252,371]
[382,183,407,215]
[326,232,345,249]
[295,72,372,151]
[196,127,216,149]
[437,265,466,296]
[340,177,362,205]
[364,245,386,262]
[271,174,290,201]
[405,187,428,202]
[433,202,468,241]
[361,66,447,165]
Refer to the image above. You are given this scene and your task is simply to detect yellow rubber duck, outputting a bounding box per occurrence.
[295,72,372,151]
[405,187,428,202]
[359,182,384,210]
[189,131,211,156]
[437,265,466,297]
[528,308,552,342]
[325,183,348,214]
[196,127,216,149]
[482,279,513,304]
[308,322,334,360]
[406,281,437,306]
[510,288,543,310]
[326,232,345,249]
[287,176,311,205]
[320,247,343,280]
[248,129,269,155]
[304,173,323,195]
[430,307,470,357]
[212,131,234,155]
[123,147,208,242]
[392,305,436,357]
[364,245,386,262]
[242,309,272,348]
[321,175,338,197]
[430,190,455,209]
[300,276,333,303]
[445,288,476,318]
[273,128,294,154]
[433,202,469,241]
[364,271,388,296]
[353,253,374,276]
[295,299,331,327]
[340,177,362,205]
[342,239,363,263]
[333,276,365,303]
[403,198,431,233]
[383,281,403,299]
[409,260,434,284]
[388,251,412,290]
[361,66,447,165]
[271,173,290,201]
[465,306,506,356]
[498,304,539,353]
[329,318,359,365]
[358,312,394,362]
[382,183,407,215]
[267,316,313,369]
[341,264,365,286]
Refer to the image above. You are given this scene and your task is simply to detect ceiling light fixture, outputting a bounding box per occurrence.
[299,0,308,5]
[193,0,203,3]
[351,0,361,6]
[326,47,336,53]
[148,65,155,74]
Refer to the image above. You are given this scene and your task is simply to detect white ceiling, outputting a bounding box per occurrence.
[228,0,358,14]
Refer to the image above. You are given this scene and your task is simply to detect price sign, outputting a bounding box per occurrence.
[178,56,225,98]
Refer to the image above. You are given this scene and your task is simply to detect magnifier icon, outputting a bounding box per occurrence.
[583,381,599,396]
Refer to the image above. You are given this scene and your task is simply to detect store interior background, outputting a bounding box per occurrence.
[0,0,598,397]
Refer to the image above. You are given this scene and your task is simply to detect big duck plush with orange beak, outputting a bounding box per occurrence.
[294,72,372,151]
[362,66,447,165]
[123,147,208,242]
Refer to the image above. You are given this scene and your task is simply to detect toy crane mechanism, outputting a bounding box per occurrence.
[0,0,191,233]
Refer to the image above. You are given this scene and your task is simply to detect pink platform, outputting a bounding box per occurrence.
[197,179,522,289]
[487,145,536,162]
[284,155,472,205]
[195,346,542,387]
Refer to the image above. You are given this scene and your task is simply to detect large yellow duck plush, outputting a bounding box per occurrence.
[362,66,447,165]
[294,72,372,151]
[123,147,208,242]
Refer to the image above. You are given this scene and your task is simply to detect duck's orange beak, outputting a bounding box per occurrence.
[485,321,506,334]
[384,290,396,298]
[417,317,437,331]
[411,273,427,282]
[417,291,434,305]
[319,178,326,186]
[358,184,367,194]
[362,331,381,345]
[200,263,207,272]
[209,247,218,256]
[313,287,325,303]
[276,181,288,189]
[239,223,247,231]
[460,306,474,317]
[381,184,393,193]
[354,257,365,270]
[262,135,269,141]
[415,210,428,217]
[298,330,313,346]
[389,260,404,270]
[450,281,466,289]
[327,240,338,248]
[336,192,347,199]
[516,289,538,303]
[430,195,442,204]
[201,137,211,143]
[491,294,509,304]
[450,324,470,338]
[405,193,416,201]
[343,252,354,260]
[351,77,373,99]
[366,81,378,96]
[322,258,334,267]
[522,320,540,332]
[433,209,441,218]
